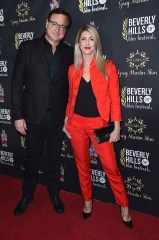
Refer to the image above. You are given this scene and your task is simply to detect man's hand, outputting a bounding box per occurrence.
[15,119,27,135]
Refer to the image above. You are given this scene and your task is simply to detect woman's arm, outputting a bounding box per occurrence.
[108,60,122,122]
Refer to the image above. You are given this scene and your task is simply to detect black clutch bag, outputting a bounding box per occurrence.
[94,124,114,144]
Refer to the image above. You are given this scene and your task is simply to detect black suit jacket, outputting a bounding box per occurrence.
[11,35,74,125]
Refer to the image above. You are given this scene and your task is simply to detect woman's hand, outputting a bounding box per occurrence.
[109,121,121,143]
[63,117,71,139]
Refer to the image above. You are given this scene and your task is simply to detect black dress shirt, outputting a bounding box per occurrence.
[44,37,61,80]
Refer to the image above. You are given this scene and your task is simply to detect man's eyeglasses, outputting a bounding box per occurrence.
[48,19,67,32]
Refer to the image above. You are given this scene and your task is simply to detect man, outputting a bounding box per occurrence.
[11,8,74,215]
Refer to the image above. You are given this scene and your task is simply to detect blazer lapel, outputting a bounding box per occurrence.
[37,36,50,79]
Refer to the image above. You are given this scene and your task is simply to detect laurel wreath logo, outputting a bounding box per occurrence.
[121,87,127,107]
[122,18,128,41]
[15,33,19,49]
[21,136,26,148]
[79,0,84,13]
[120,148,126,167]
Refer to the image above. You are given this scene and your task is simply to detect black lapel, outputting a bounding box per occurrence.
[36,36,50,79]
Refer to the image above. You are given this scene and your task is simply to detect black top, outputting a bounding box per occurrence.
[74,77,100,117]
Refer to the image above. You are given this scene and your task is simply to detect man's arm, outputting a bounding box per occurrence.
[11,42,26,120]
[11,42,27,134]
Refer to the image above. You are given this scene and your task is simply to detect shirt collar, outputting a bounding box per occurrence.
[44,36,62,50]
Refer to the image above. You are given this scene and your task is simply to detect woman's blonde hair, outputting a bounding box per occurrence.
[74,24,106,76]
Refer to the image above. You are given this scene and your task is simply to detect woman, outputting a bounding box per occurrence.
[63,25,133,228]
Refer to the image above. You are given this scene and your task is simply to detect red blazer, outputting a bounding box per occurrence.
[66,59,122,123]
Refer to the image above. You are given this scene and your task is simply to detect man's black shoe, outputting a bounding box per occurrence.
[14,196,33,216]
[52,196,64,213]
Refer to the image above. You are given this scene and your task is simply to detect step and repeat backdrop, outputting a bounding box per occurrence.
[0,0,159,216]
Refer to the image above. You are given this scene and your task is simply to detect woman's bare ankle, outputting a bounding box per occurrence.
[83,200,92,213]
[120,206,131,222]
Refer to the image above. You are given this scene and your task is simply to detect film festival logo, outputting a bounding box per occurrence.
[118,50,158,78]
[11,1,36,26]
[119,0,153,9]
[0,60,8,77]
[0,9,5,26]
[122,15,156,42]
[121,86,153,110]
[0,84,4,102]
[126,50,149,70]
[50,0,60,10]
[90,143,98,164]
[1,130,7,147]
[60,164,65,182]
[91,169,107,189]
[79,0,108,13]
[0,150,14,167]
[61,140,74,159]
[15,32,34,49]
[121,117,154,142]
[120,148,150,172]
[124,176,152,201]
[0,109,11,124]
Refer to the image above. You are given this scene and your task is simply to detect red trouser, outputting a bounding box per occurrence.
[66,114,128,207]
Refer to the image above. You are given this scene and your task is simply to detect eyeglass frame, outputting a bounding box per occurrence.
[48,19,68,32]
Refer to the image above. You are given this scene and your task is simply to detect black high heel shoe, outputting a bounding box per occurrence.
[82,200,93,219]
[120,206,133,229]
[82,211,92,219]
[123,219,133,228]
